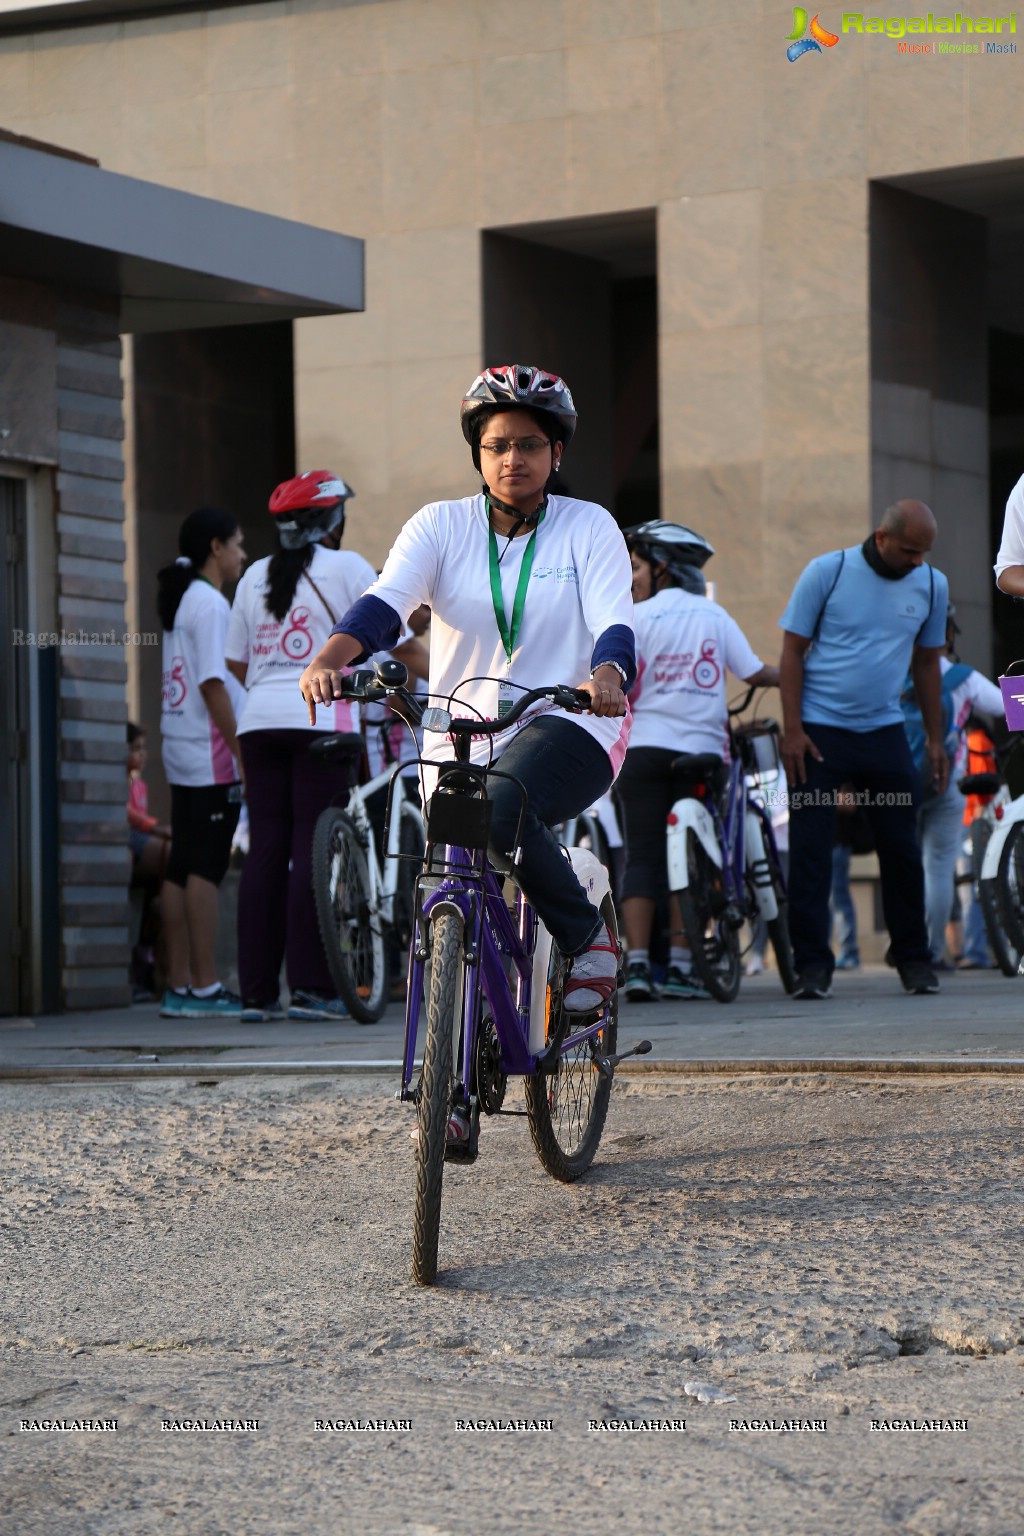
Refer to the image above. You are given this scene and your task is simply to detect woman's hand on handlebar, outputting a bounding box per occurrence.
[299,632,364,725]
[576,665,627,719]
[300,664,348,723]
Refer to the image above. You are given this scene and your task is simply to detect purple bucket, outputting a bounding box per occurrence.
[999,661,1024,730]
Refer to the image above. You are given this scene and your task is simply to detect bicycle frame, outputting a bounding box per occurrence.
[341,763,419,929]
[666,758,785,922]
[399,841,614,1104]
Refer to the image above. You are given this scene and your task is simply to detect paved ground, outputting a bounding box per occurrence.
[3,969,1023,1532]
[2,1068,1022,1535]
[1,965,1021,1079]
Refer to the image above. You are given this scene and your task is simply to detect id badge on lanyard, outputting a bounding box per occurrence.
[488,509,543,721]
[497,675,516,721]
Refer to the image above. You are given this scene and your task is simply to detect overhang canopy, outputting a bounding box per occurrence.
[0,133,363,333]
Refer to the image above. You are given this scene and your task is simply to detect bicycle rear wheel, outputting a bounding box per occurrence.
[973,821,1019,976]
[764,853,797,995]
[675,828,741,1002]
[525,893,619,1182]
[412,910,463,1287]
[311,808,388,1022]
[996,820,1024,966]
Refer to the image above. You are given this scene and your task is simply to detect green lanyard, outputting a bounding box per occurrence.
[487,508,544,665]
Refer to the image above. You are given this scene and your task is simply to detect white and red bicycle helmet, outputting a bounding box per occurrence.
[460,364,577,448]
[268,470,354,549]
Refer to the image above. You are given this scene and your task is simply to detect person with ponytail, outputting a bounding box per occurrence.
[224,472,426,1022]
[157,506,247,1018]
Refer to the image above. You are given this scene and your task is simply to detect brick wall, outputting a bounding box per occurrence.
[55,297,132,1010]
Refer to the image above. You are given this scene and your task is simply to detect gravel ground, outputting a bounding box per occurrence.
[2,1072,1023,1535]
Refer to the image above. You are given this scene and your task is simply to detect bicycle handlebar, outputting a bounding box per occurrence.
[336,661,591,736]
[727,684,759,718]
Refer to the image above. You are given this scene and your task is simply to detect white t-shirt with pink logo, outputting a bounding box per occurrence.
[161,578,246,786]
[629,587,762,756]
[225,545,378,735]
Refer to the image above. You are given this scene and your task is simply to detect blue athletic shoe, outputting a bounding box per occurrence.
[179,987,244,1019]
[661,965,710,1000]
[159,988,190,1018]
[288,990,350,1021]
[240,999,286,1022]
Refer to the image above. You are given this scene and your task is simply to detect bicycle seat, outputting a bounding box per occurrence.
[309,732,363,759]
[958,771,1000,797]
[670,752,725,794]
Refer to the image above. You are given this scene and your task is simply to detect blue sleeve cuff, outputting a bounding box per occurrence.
[591,623,636,691]
[332,594,403,662]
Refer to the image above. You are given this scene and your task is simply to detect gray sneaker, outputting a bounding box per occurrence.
[793,970,832,1000]
[898,962,939,995]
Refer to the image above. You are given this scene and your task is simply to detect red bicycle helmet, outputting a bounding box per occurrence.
[460,364,577,447]
[268,470,354,550]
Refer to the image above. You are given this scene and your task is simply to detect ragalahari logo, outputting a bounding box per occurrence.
[786,8,840,59]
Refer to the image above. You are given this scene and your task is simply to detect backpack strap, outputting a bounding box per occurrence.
[810,550,845,644]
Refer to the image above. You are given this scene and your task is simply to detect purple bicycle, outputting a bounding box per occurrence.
[341,660,650,1286]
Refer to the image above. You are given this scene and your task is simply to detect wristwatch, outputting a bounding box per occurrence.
[590,661,627,684]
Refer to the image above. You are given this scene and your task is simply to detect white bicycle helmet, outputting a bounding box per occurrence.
[625,520,715,585]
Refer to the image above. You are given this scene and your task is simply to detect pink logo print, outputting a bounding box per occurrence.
[281,606,314,660]
[162,655,187,707]
[693,640,721,689]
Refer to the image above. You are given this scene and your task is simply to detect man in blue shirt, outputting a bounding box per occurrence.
[779,501,948,999]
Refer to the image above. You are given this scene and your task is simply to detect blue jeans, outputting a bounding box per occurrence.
[959,830,990,966]
[486,716,613,956]
[830,843,859,965]
[788,722,929,977]
[917,780,965,964]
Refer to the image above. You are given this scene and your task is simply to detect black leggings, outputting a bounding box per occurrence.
[616,746,682,901]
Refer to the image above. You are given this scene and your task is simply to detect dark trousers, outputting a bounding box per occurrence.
[788,722,928,976]
[237,729,350,1004]
[486,716,613,956]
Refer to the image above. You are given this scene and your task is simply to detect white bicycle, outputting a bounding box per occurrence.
[310,700,425,1022]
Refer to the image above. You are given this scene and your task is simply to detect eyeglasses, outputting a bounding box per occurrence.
[479,437,551,457]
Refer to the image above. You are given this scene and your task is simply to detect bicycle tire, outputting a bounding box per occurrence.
[311,807,388,1022]
[412,910,463,1287]
[525,893,619,1183]
[995,820,1024,967]
[675,828,741,1003]
[973,821,1019,977]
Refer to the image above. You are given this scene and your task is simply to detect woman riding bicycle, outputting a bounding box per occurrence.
[617,521,779,1002]
[299,363,635,1012]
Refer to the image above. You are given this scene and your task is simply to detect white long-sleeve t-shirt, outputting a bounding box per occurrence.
[356,494,634,778]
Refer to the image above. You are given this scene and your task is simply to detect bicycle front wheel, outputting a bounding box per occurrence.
[525,893,619,1182]
[675,828,741,1003]
[311,808,388,1022]
[412,910,464,1287]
